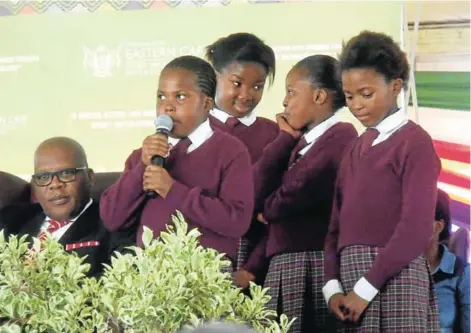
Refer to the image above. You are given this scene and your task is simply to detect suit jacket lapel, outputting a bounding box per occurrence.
[58,202,101,246]
[17,205,45,243]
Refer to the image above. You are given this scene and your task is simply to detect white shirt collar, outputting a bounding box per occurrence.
[374,108,408,135]
[209,107,257,127]
[299,114,340,156]
[45,198,93,223]
[168,118,214,153]
[369,108,408,146]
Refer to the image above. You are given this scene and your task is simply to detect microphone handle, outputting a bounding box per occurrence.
[146,190,158,198]
[146,129,169,199]
[146,155,165,198]
[150,155,165,167]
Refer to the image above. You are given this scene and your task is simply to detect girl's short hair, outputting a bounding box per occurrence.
[164,55,217,99]
[435,189,451,242]
[205,32,276,85]
[339,31,410,90]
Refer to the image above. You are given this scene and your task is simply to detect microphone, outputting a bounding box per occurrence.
[146,114,174,198]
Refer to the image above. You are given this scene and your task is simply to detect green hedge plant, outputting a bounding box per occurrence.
[0,233,96,332]
[0,212,294,333]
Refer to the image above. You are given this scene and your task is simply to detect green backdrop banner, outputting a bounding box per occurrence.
[414,71,470,111]
[0,1,401,176]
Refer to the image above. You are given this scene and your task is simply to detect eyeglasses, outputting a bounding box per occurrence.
[32,167,88,187]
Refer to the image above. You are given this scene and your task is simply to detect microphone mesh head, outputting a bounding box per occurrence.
[154,114,174,132]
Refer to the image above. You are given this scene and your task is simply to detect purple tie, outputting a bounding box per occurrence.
[360,128,380,156]
[288,137,309,166]
[226,117,240,128]
[167,138,192,166]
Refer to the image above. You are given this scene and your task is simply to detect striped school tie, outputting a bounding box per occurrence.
[38,219,69,242]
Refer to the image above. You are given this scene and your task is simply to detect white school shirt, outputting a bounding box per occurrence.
[167,118,214,154]
[298,114,340,156]
[210,107,257,127]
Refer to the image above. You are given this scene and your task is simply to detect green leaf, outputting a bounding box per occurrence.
[141,227,154,249]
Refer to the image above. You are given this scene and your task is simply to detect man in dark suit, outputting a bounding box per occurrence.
[0,137,135,277]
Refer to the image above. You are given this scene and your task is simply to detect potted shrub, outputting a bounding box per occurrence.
[0,234,97,332]
[0,212,294,333]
